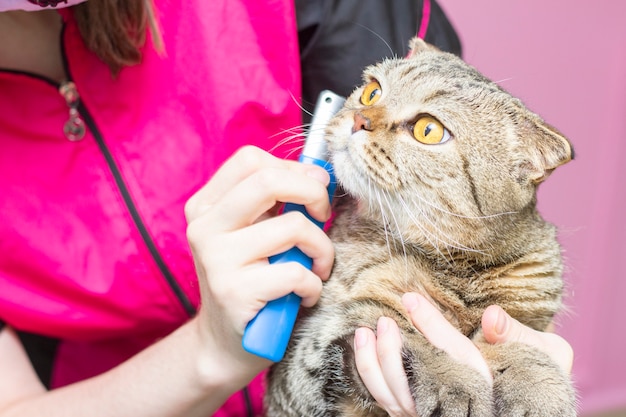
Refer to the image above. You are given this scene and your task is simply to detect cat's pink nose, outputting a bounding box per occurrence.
[352,112,372,133]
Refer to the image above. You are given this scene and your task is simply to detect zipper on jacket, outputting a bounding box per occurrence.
[76,102,197,317]
[56,25,196,318]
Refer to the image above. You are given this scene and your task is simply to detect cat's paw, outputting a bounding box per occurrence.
[488,343,577,417]
[403,345,494,417]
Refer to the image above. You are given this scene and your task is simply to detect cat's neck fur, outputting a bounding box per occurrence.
[332,194,558,275]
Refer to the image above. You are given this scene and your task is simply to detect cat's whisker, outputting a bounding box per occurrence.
[381,190,401,254]
[270,124,308,137]
[268,124,309,145]
[303,125,331,138]
[383,190,441,255]
[268,128,308,156]
[373,183,394,259]
[381,189,411,278]
[401,197,456,266]
[412,192,518,220]
[370,181,394,256]
[395,195,441,245]
[493,77,514,85]
[287,89,315,118]
[398,194,488,257]
[269,121,325,143]
[332,188,351,199]
[273,131,305,146]
[269,137,306,158]
[268,128,303,142]
[351,22,395,58]
[270,124,332,153]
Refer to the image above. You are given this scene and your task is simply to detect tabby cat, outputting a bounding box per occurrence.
[266,38,576,417]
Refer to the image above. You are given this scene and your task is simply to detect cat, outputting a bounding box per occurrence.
[266,37,576,417]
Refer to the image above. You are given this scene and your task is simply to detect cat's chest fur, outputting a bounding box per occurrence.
[323,197,562,336]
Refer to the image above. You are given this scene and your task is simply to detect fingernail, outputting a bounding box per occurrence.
[402,292,420,313]
[306,166,330,185]
[377,317,390,336]
[495,308,508,336]
[354,328,368,349]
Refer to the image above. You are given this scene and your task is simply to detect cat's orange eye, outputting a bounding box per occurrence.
[360,81,382,106]
[413,116,451,145]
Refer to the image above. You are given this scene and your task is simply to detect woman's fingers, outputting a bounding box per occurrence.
[353,327,394,404]
[374,317,418,415]
[481,305,574,374]
[209,261,326,331]
[226,211,335,279]
[185,146,287,221]
[190,211,334,331]
[209,167,331,231]
[402,293,493,384]
[185,146,330,224]
[354,320,416,417]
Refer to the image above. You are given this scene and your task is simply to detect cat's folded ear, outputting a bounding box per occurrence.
[407,37,440,58]
[517,112,574,184]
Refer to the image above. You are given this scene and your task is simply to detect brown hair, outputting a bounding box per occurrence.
[72,0,163,76]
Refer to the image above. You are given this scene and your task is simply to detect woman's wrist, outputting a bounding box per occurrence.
[185,315,265,399]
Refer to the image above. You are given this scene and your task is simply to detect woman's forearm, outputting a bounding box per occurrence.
[0,319,246,417]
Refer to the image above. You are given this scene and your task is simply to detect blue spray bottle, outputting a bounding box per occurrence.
[242,90,345,362]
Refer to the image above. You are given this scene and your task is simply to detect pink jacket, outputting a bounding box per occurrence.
[0,1,301,415]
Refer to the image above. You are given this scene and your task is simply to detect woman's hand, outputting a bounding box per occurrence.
[185,146,335,386]
[354,293,573,417]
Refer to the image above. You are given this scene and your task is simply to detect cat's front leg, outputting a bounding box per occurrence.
[476,340,576,417]
[402,328,494,417]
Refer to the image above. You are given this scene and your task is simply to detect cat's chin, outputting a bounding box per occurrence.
[330,152,368,199]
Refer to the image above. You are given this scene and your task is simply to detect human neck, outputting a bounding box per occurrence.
[0,10,65,83]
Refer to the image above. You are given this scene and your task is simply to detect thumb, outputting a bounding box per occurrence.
[481,305,573,374]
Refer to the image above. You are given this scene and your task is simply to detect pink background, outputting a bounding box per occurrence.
[437,1,626,415]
